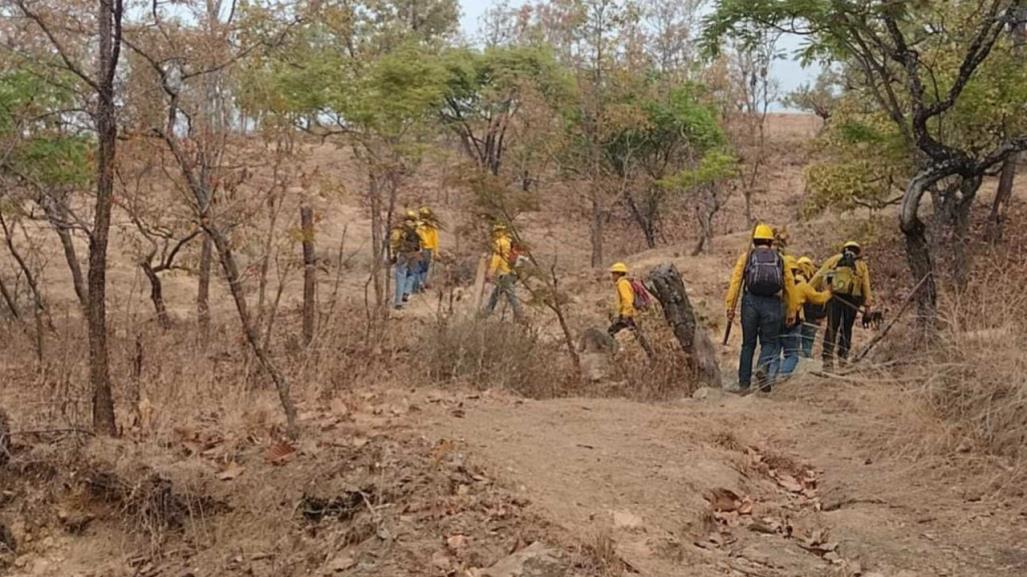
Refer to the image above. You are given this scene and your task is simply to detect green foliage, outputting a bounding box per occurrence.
[661,148,740,190]
[803,103,913,217]
[604,84,725,178]
[0,69,91,187]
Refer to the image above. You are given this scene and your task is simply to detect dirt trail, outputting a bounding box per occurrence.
[418,379,1027,577]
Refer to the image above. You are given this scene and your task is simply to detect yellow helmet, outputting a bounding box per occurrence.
[492,222,508,232]
[843,240,862,251]
[419,207,433,218]
[753,223,775,241]
[609,262,628,274]
[797,256,814,268]
[405,209,418,220]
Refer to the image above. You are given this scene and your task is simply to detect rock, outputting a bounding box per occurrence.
[324,554,357,573]
[692,387,710,400]
[482,542,566,577]
[611,510,645,530]
[581,352,611,383]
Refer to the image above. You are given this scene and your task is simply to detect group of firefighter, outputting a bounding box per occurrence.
[723,223,873,392]
[391,211,873,392]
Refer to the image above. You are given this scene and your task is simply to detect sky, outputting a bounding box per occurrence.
[457,0,819,109]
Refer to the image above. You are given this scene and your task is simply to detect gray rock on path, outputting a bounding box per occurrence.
[482,542,567,577]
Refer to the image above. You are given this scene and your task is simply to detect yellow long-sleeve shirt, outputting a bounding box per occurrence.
[810,254,873,307]
[788,277,832,322]
[725,249,798,321]
[489,234,513,276]
[615,276,636,318]
[418,224,439,252]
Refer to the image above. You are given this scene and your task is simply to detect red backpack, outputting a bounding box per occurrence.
[630,279,655,311]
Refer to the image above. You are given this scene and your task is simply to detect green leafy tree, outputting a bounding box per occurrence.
[604,84,726,248]
[705,0,1027,321]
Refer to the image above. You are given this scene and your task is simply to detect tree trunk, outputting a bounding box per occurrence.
[197,233,212,343]
[624,191,657,249]
[589,195,604,268]
[986,153,1017,242]
[39,195,87,309]
[950,177,979,292]
[646,264,722,388]
[300,205,316,345]
[368,171,385,311]
[55,225,88,309]
[900,170,942,327]
[0,408,10,466]
[0,213,53,332]
[86,0,121,437]
[207,226,299,438]
[0,276,20,320]
[141,262,171,330]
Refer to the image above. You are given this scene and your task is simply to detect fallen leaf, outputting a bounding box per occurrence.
[266,441,296,466]
[217,461,245,481]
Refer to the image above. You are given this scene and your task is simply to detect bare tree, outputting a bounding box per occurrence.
[12,0,124,435]
[300,204,316,346]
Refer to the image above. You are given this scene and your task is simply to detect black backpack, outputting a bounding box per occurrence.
[744,247,784,297]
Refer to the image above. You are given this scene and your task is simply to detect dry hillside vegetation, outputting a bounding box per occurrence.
[3,0,1027,576]
[1,112,1026,577]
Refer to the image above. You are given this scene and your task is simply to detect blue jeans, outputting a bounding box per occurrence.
[393,259,416,307]
[800,322,818,358]
[779,323,802,377]
[739,293,784,389]
[412,250,433,292]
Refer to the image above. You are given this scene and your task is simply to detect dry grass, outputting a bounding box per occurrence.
[862,254,1027,491]
[420,316,576,397]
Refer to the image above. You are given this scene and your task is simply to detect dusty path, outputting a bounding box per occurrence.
[418,378,1027,577]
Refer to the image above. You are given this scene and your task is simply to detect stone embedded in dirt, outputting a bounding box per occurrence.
[692,387,710,400]
[324,554,357,573]
[611,510,645,530]
[482,542,566,577]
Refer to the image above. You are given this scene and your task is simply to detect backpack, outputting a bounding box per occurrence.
[828,251,858,295]
[630,279,654,311]
[744,247,784,297]
[508,239,524,268]
[394,226,421,254]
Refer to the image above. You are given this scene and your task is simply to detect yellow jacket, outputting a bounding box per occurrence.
[615,276,636,318]
[489,234,513,276]
[725,249,798,321]
[788,276,832,322]
[810,254,873,307]
[418,223,439,252]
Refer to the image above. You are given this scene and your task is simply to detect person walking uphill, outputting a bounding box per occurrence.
[796,256,825,358]
[389,212,422,310]
[414,207,440,292]
[725,224,797,392]
[810,241,873,370]
[482,223,525,322]
[607,263,655,359]
[779,256,832,379]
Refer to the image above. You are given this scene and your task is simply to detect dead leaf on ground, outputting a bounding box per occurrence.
[217,461,246,481]
[265,440,296,466]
